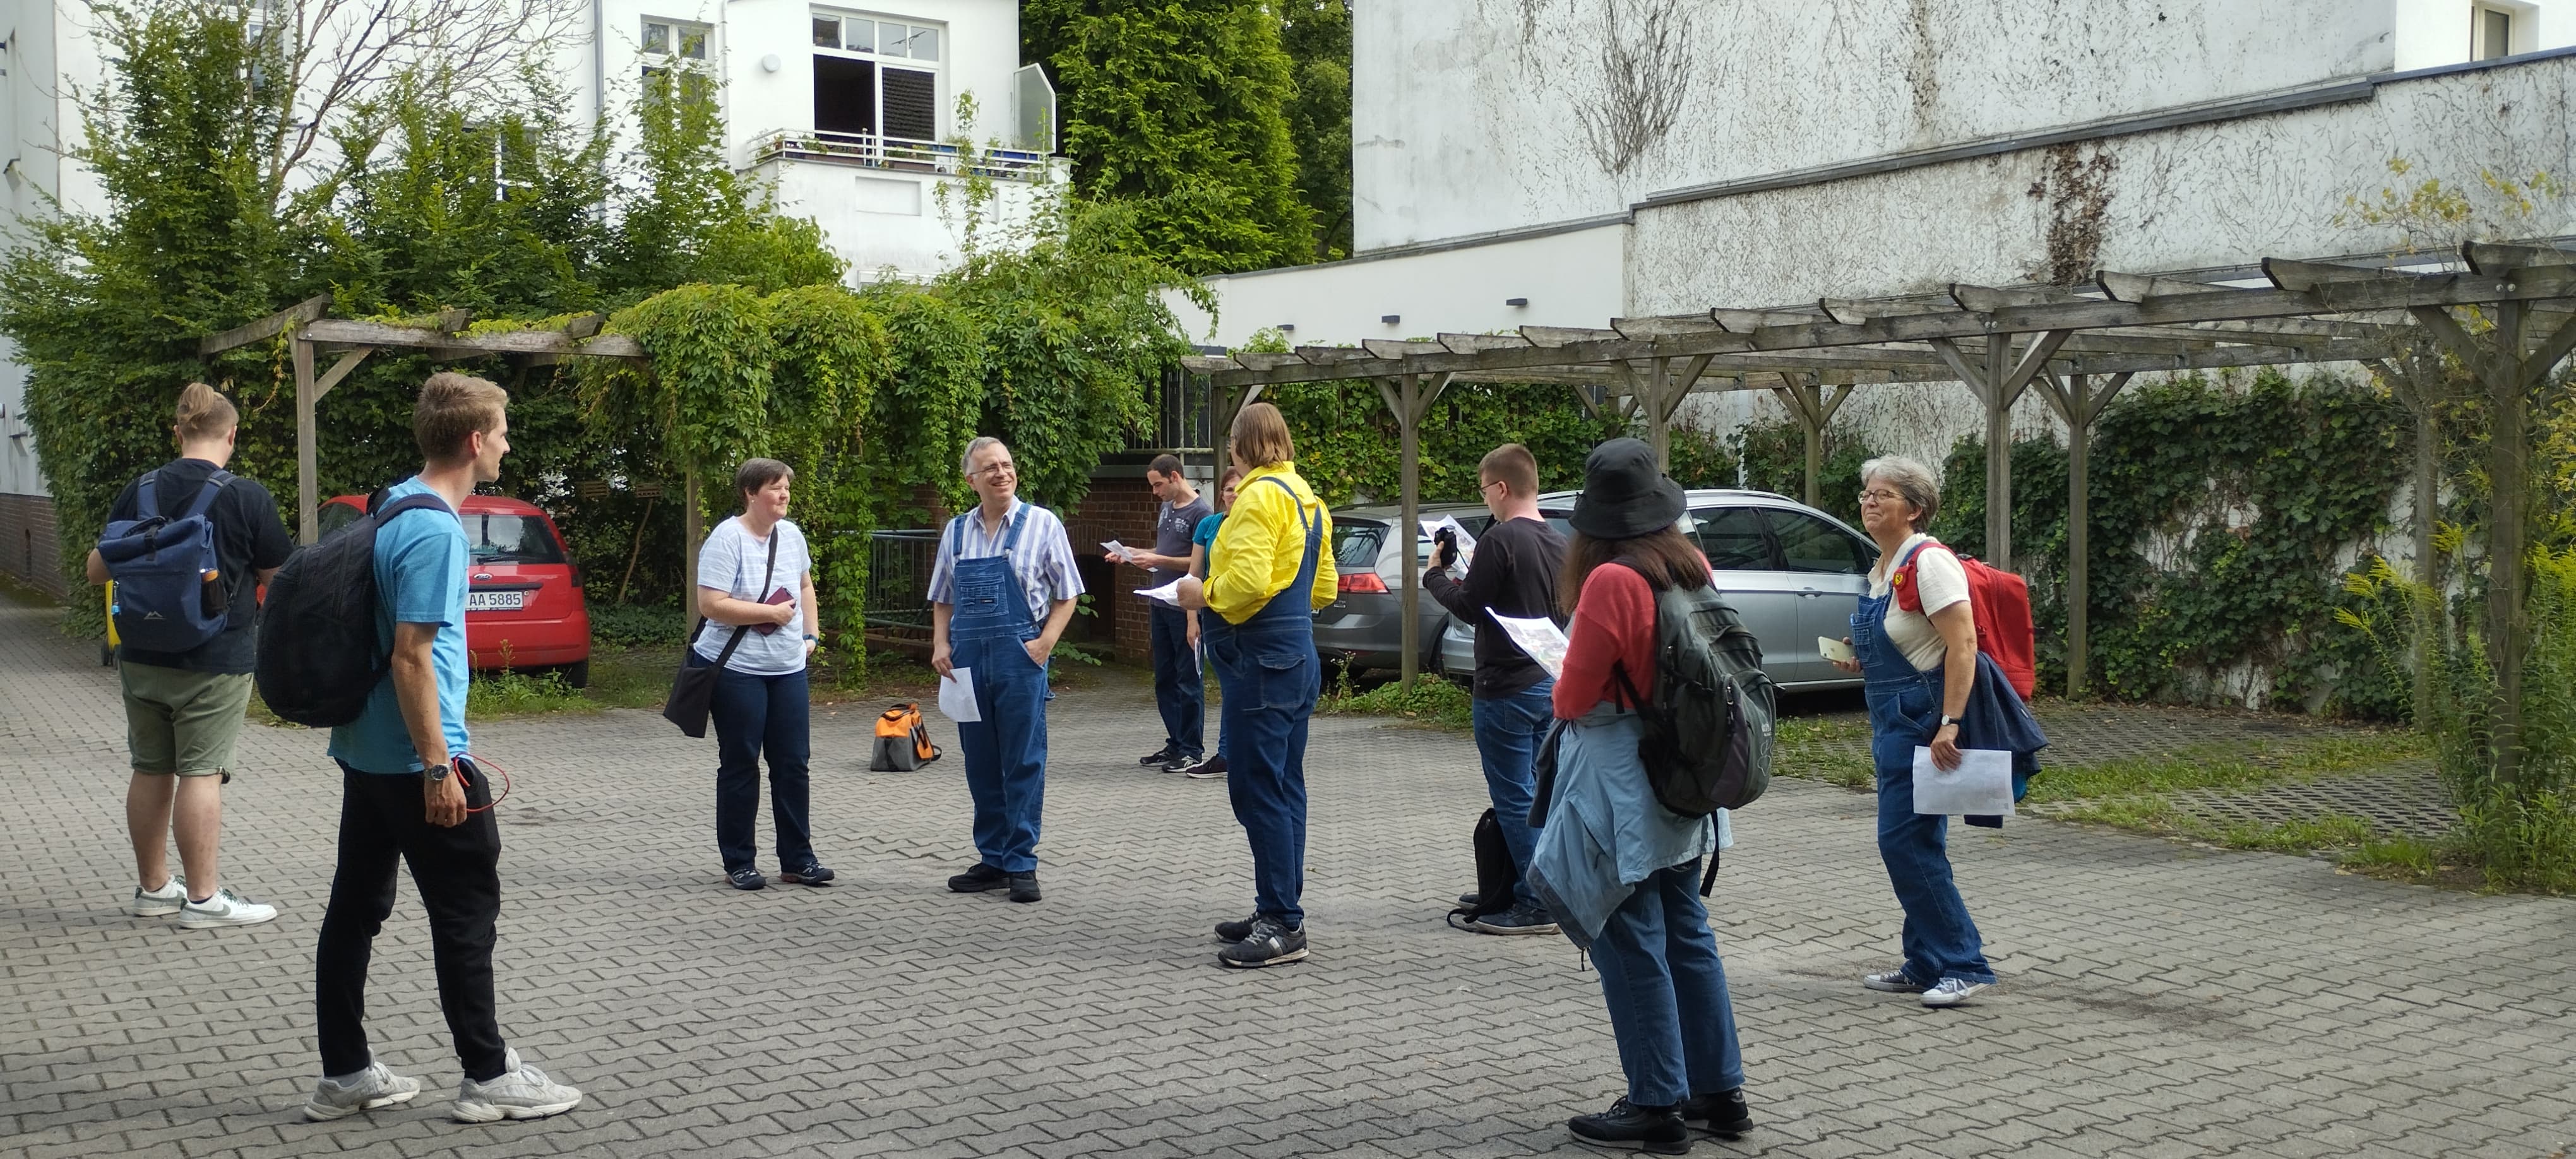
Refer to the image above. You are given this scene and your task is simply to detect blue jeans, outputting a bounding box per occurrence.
[1874,760,1996,985]
[1148,603,1205,758]
[1470,680,1553,908]
[955,630,1051,873]
[1590,861,1744,1107]
[1209,626,1319,926]
[698,654,812,874]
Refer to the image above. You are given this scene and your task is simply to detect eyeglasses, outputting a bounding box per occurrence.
[1859,489,1906,504]
[1479,479,1508,494]
[973,461,1018,478]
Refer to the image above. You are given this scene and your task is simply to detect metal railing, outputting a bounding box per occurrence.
[744,128,1052,182]
[863,529,941,638]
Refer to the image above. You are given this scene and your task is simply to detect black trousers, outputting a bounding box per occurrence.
[314,763,508,1082]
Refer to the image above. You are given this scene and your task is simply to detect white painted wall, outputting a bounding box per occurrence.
[1356,0,2396,252]
[2395,0,2576,70]
[1164,222,1626,348]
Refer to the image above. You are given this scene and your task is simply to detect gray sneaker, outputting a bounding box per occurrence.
[129,876,186,917]
[452,1049,582,1122]
[1861,966,1925,994]
[304,1060,422,1121]
[175,887,277,929]
[1921,978,1990,1007]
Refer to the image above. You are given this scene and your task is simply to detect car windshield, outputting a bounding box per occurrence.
[465,514,566,564]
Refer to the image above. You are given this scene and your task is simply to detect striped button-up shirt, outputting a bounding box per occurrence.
[927,499,1086,623]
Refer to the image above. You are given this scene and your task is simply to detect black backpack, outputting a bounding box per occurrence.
[254,492,456,728]
[1609,583,1777,817]
[1445,809,1520,929]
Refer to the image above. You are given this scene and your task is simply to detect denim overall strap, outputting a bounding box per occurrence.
[1235,475,1322,634]
[948,504,1039,645]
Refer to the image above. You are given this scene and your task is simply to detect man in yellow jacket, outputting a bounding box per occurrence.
[1178,402,1335,968]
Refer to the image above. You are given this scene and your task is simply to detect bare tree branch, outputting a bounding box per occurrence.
[1573,0,1694,176]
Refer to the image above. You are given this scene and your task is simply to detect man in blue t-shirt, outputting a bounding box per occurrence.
[305,373,583,1126]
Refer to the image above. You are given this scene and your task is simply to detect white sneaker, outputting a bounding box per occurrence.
[453,1049,582,1123]
[1921,978,1989,1007]
[174,887,278,929]
[129,876,187,917]
[304,1061,422,1121]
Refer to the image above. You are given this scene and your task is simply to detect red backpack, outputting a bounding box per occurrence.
[1893,538,2038,701]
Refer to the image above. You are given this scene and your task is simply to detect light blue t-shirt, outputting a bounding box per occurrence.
[327,478,471,775]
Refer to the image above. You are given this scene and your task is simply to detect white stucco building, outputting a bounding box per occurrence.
[1171,0,2576,468]
[0,0,1054,597]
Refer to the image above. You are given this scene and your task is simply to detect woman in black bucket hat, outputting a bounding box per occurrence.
[1528,438,1754,1153]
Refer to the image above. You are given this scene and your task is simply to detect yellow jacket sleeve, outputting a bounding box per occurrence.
[1206,467,1337,624]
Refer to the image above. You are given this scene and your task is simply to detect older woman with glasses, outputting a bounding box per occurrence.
[1827,455,2021,1008]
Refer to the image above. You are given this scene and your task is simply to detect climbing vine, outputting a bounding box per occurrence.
[1933,369,2409,713]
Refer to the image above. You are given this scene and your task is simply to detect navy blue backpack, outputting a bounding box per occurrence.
[97,470,234,653]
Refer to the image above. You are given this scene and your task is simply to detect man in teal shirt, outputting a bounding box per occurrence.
[306,373,583,1126]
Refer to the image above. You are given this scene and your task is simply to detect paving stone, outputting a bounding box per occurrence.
[3,602,2573,1158]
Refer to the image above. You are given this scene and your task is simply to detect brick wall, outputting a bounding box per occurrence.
[1061,479,1169,664]
[0,494,65,602]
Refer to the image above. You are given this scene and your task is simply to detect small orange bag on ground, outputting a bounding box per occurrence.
[870,703,942,771]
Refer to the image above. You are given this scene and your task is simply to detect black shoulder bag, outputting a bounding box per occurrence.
[663,530,778,738]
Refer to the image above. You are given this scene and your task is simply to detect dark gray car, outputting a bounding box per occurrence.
[1309,501,1492,675]
[1437,489,1877,691]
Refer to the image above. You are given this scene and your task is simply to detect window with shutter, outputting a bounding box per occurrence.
[882,69,936,140]
[814,56,876,134]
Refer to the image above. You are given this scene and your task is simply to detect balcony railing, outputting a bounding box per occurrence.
[744,128,1052,182]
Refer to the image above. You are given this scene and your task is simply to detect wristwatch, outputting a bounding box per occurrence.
[424,756,451,782]
[1938,715,1958,730]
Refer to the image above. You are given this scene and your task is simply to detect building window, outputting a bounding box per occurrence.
[2472,4,2520,61]
[642,18,709,61]
[811,8,943,142]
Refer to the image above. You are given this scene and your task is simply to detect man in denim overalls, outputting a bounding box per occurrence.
[930,437,1085,904]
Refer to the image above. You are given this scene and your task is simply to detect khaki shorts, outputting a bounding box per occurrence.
[119,662,254,778]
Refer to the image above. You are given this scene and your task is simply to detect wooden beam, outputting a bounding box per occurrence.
[429,307,472,333]
[294,340,318,545]
[1361,339,1445,359]
[1612,314,1732,341]
[1438,332,1532,354]
[302,318,645,358]
[313,347,373,401]
[1521,324,1626,347]
[1231,352,1306,372]
[1294,346,1371,366]
[200,294,331,357]
[2462,240,2576,275]
[1180,355,1241,374]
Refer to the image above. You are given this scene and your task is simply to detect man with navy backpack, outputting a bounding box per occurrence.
[303,372,582,1125]
[87,384,293,929]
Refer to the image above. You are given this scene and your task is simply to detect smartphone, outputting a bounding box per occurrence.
[1818,636,1857,664]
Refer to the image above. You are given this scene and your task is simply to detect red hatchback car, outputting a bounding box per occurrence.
[318,492,593,687]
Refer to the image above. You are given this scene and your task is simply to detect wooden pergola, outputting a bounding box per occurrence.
[1182,240,2576,780]
[199,300,646,546]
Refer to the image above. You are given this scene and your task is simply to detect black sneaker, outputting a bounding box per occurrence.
[1162,753,1211,775]
[1138,744,1176,767]
[1185,754,1227,780]
[1568,1097,1688,1155]
[1213,914,1257,942]
[779,863,835,886]
[1217,917,1308,968]
[946,862,1008,893]
[727,867,766,891]
[1679,1088,1753,1139]
[1006,872,1042,903]
[1469,903,1560,936]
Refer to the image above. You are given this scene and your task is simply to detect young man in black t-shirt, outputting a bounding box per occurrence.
[84,384,295,929]
[1426,443,1568,936]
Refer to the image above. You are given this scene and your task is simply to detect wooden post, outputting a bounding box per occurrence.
[2409,297,2576,789]
[1375,372,1453,689]
[683,468,704,631]
[293,337,318,545]
[2037,371,2132,699]
[2371,350,2448,725]
[1932,331,2071,572]
[1767,374,1852,508]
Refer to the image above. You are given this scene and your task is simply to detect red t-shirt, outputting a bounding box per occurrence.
[1554,561,1659,719]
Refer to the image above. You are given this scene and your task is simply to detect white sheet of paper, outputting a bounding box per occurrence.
[1912,746,2015,816]
[1136,578,1185,606]
[1100,539,1138,563]
[938,669,981,723]
[1421,516,1477,571]
[1488,609,1569,680]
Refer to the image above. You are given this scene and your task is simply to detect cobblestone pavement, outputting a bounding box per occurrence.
[4,600,2573,1159]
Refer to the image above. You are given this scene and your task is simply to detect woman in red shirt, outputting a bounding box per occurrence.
[1535,439,1753,1153]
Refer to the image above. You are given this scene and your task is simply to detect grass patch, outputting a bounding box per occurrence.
[2022,731,2429,804]
[1316,667,1474,731]
[467,668,591,718]
[1772,713,1876,791]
